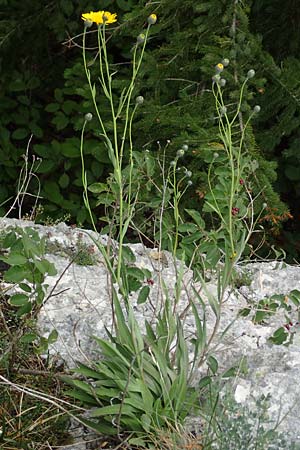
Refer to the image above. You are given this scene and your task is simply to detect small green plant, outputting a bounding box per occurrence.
[239,289,300,345]
[202,386,292,450]
[45,233,98,266]
[0,226,58,352]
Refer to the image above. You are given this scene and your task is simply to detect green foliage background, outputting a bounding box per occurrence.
[0,0,299,257]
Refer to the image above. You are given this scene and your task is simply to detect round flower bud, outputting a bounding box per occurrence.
[212,74,221,83]
[219,78,226,87]
[185,170,192,178]
[170,161,176,167]
[187,180,193,186]
[182,144,189,151]
[220,106,227,115]
[213,152,219,159]
[137,33,145,44]
[222,58,230,67]
[247,69,255,79]
[215,63,224,73]
[136,95,144,105]
[147,14,157,25]
[262,202,267,209]
[85,113,93,122]
[253,105,261,113]
[84,20,93,28]
[177,149,185,158]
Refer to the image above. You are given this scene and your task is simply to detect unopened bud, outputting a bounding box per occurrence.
[213,152,219,159]
[187,180,193,186]
[136,95,144,105]
[215,63,224,73]
[137,33,145,44]
[185,170,192,178]
[247,69,255,79]
[219,78,226,87]
[182,144,189,151]
[85,113,93,121]
[177,149,185,158]
[253,105,261,113]
[147,14,157,25]
[222,58,230,67]
[84,20,93,28]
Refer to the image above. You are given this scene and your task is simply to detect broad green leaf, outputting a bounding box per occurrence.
[58,173,70,188]
[19,283,31,293]
[48,329,58,344]
[207,355,218,375]
[0,253,27,265]
[9,293,29,306]
[137,286,150,304]
[4,266,29,283]
[20,333,38,343]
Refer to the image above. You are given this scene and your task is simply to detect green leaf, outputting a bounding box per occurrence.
[12,128,29,140]
[58,173,70,188]
[285,165,300,181]
[45,103,60,113]
[16,302,32,317]
[269,327,288,345]
[177,223,198,233]
[48,329,58,344]
[19,283,32,293]
[198,375,212,389]
[137,286,150,304]
[4,266,30,283]
[88,182,108,194]
[54,88,64,103]
[9,293,29,306]
[89,404,136,418]
[20,333,38,343]
[0,253,27,265]
[34,258,57,276]
[207,355,218,375]
[185,209,206,228]
[52,112,69,130]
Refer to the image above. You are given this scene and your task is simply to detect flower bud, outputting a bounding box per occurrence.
[85,113,93,122]
[215,63,224,73]
[84,20,93,28]
[136,95,144,105]
[170,161,176,167]
[147,14,157,25]
[187,180,193,186]
[212,74,221,83]
[222,58,230,67]
[262,202,267,209]
[185,170,192,178]
[177,149,185,158]
[137,33,145,44]
[213,152,219,159]
[182,144,189,151]
[247,69,255,79]
[219,78,226,87]
[253,105,261,113]
[220,106,227,115]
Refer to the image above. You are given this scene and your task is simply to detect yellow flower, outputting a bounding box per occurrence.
[147,13,157,25]
[81,11,117,26]
[215,63,224,73]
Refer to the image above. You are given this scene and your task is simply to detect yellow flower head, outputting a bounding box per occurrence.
[82,11,117,26]
[215,63,224,73]
[147,13,157,25]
